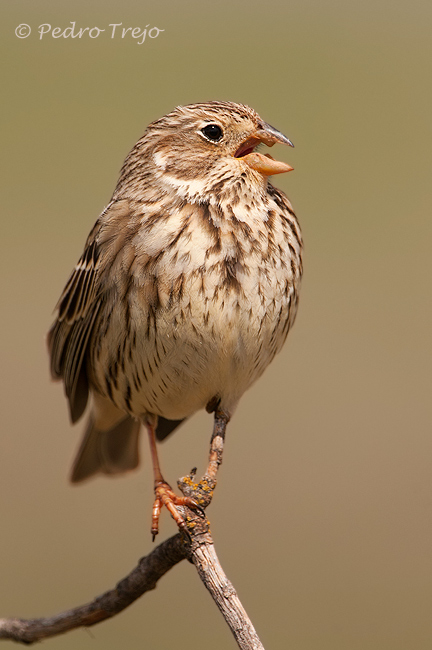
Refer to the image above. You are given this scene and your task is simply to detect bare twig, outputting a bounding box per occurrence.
[0,413,265,649]
[188,543,265,650]
[177,411,265,650]
[0,535,186,644]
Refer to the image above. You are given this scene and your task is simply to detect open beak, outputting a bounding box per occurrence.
[234,122,294,176]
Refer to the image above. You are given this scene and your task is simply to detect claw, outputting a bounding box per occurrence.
[194,503,206,518]
[181,525,192,542]
[151,480,202,539]
[151,495,162,540]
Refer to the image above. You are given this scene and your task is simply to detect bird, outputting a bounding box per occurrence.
[47,101,303,538]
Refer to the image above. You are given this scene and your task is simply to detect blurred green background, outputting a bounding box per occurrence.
[1,0,431,648]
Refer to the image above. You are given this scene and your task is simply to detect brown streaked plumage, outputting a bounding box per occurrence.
[48,101,303,538]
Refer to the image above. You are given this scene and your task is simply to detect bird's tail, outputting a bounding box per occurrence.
[70,393,140,483]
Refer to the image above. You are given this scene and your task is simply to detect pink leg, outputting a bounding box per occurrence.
[146,419,200,540]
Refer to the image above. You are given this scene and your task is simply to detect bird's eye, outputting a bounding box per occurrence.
[201,124,223,142]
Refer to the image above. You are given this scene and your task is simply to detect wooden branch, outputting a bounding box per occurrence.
[188,542,264,650]
[0,535,186,644]
[0,413,265,649]
[177,412,265,650]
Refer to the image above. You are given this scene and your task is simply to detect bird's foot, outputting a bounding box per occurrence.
[151,480,204,541]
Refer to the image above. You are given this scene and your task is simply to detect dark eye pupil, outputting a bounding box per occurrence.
[201,124,223,142]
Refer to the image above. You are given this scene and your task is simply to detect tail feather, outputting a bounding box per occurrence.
[155,416,185,441]
[71,413,140,483]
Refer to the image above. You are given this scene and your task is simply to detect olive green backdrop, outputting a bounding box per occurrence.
[1,1,431,648]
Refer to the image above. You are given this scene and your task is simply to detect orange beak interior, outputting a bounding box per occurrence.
[234,127,294,176]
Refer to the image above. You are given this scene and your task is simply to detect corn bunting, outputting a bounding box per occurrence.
[48,101,303,537]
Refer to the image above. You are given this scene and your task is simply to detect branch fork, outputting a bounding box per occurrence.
[0,414,265,649]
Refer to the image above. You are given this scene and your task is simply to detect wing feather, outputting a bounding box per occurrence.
[47,199,139,424]
[48,214,107,423]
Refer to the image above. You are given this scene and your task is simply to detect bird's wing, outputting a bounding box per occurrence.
[47,199,132,423]
[47,221,103,424]
[48,198,188,440]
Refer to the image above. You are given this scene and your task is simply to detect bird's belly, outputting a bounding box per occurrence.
[98,283,290,421]
[130,311,267,419]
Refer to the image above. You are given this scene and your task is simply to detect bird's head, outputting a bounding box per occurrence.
[119,101,294,203]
